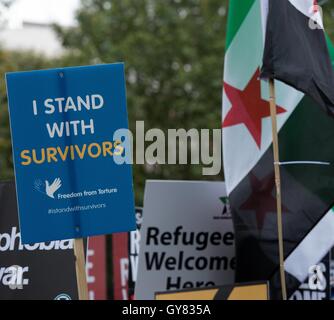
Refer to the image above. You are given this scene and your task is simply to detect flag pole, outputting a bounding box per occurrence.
[74,238,89,300]
[268,78,287,300]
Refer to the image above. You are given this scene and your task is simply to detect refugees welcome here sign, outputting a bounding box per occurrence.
[6,63,136,244]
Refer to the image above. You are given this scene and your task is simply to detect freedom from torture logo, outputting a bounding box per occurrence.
[34,178,62,199]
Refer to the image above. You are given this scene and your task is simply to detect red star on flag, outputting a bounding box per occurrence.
[240,173,289,230]
[223,69,286,148]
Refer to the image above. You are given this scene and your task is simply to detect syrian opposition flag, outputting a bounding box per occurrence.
[222,0,334,299]
[261,0,334,115]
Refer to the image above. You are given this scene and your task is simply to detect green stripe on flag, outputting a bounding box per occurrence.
[225,0,255,50]
[326,34,334,67]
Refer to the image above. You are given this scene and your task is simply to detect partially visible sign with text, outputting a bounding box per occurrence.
[0,181,78,300]
[6,64,136,243]
[135,181,235,300]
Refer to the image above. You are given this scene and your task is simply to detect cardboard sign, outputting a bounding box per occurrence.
[6,63,136,243]
[290,253,331,300]
[135,180,235,300]
[155,282,269,300]
[0,181,78,300]
[86,236,107,300]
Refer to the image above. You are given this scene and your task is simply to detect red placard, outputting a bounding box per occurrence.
[112,233,129,300]
[86,236,107,300]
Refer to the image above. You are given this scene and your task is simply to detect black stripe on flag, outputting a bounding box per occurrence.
[261,0,334,115]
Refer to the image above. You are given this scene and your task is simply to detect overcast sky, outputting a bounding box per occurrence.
[5,0,80,27]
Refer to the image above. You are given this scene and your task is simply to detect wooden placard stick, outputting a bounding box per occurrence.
[74,238,89,300]
[269,78,287,300]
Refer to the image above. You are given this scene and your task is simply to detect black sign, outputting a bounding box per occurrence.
[0,181,78,300]
[128,207,143,299]
[290,253,331,300]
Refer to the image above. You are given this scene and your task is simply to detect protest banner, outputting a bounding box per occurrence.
[6,63,136,299]
[135,180,235,300]
[0,181,78,300]
[86,236,107,300]
[128,207,143,299]
[111,207,143,300]
[6,63,136,243]
[112,232,129,300]
[289,253,331,300]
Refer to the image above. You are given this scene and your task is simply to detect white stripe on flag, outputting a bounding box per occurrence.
[285,208,334,282]
[289,0,324,29]
[260,0,269,43]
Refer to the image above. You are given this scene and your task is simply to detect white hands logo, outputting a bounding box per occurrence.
[34,178,62,199]
[45,178,62,199]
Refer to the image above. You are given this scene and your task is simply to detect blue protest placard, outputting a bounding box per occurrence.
[6,63,136,244]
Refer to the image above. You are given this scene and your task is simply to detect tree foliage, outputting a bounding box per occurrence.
[0,51,55,180]
[55,0,228,203]
[1,0,334,204]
